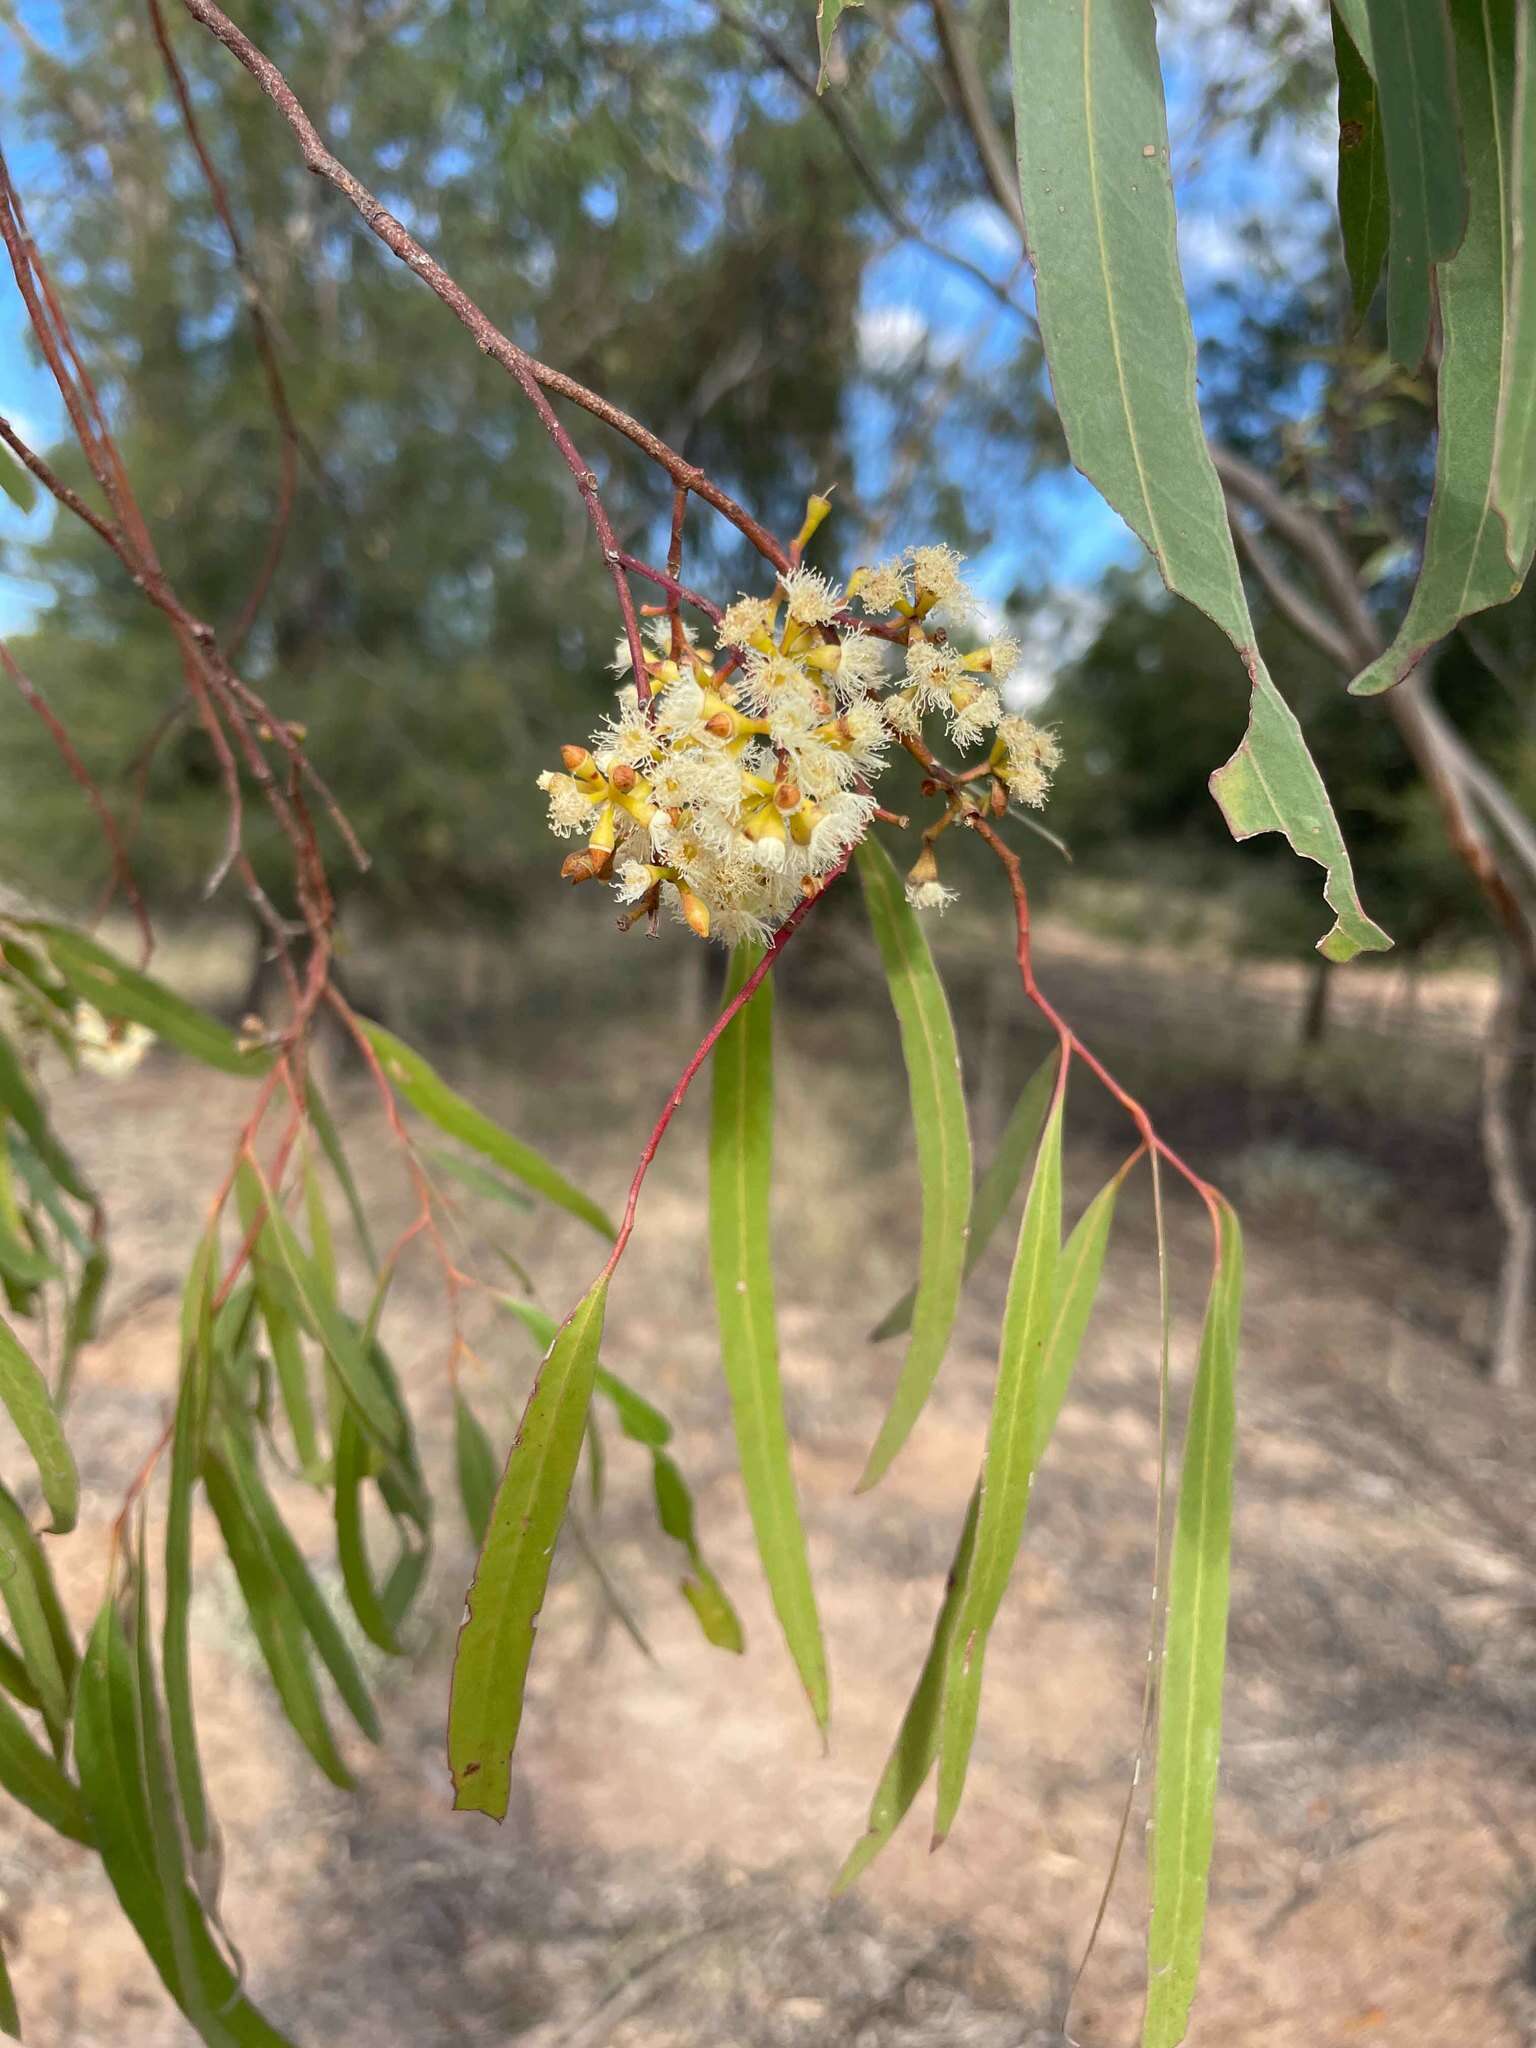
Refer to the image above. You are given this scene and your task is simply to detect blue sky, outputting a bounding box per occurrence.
[0,0,1336,644]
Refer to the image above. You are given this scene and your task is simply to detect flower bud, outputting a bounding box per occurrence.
[906,843,940,890]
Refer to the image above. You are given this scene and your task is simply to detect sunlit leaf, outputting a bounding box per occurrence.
[934,1079,1065,1844]
[854,841,973,1484]
[651,1449,745,1653]
[708,946,826,1720]
[1364,0,1467,368]
[594,1366,671,1449]
[0,1309,78,1532]
[0,1482,74,1753]
[1351,0,1529,696]
[1143,1204,1243,2048]
[1008,0,1389,961]
[1333,4,1389,322]
[26,923,271,1077]
[357,1021,615,1239]
[164,1228,218,1855]
[449,1274,608,1819]
[871,1049,1058,1342]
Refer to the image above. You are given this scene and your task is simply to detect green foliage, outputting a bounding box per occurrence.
[1364,0,1467,369]
[707,945,827,1719]
[854,837,973,1485]
[1333,6,1389,324]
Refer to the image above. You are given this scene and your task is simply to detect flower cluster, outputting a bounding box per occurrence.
[538,535,1061,940]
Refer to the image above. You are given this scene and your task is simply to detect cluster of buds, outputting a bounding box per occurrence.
[537,524,1061,940]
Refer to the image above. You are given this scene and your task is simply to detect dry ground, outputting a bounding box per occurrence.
[3,913,1534,2048]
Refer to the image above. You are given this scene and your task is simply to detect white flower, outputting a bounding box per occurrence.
[75,1004,153,1078]
[908,544,974,615]
[904,879,958,913]
[996,715,1062,807]
[904,638,963,708]
[946,684,1002,750]
[537,770,593,836]
[780,565,844,626]
[831,630,889,698]
[854,558,908,613]
[718,594,779,649]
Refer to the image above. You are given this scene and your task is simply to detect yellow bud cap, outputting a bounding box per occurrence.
[793,492,834,552]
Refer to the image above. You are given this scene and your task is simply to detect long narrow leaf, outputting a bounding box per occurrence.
[0,1686,91,1842]
[333,1402,401,1654]
[933,1081,1066,1844]
[27,924,271,1077]
[1494,0,1536,563]
[203,1450,353,1789]
[449,1274,608,1818]
[708,946,827,1720]
[1143,1204,1243,2048]
[854,840,973,1483]
[1364,0,1468,368]
[0,1482,73,1751]
[0,1309,78,1531]
[1352,0,1529,696]
[455,1393,499,1548]
[651,1450,745,1653]
[358,1021,615,1239]
[1333,4,1390,322]
[0,1031,91,1203]
[1008,0,1388,962]
[871,1049,1058,1342]
[305,1081,378,1273]
[164,1227,218,1855]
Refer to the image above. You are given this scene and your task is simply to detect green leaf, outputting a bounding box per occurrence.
[1333,5,1390,322]
[854,840,974,1483]
[27,924,271,1077]
[934,1080,1066,1844]
[454,1392,499,1548]
[0,1309,78,1532]
[1351,0,1528,696]
[221,1427,380,1743]
[75,1595,299,2046]
[0,1941,16,2041]
[0,442,36,516]
[652,1450,745,1653]
[833,1484,980,1895]
[594,1365,671,1449]
[357,1021,615,1239]
[59,1240,108,1410]
[0,1634,43,1711]
[708,946,828,1723]
[333,1402,403,1655]
[1493,0,1536,566]
[0,1482,74,1752]
[0,1685,91,1842]
[816,0,863,89]
[203,1449,354,1789]
[427,1148,535,1213]
[1364,0,1468,367]
[305,1081,378,1273]
[1143,1204,1243,2048]
[1008,0,1389,962]
[871,1049,1058,1343]
[0,1030,91,1203]
[0,1208,55,1290]
[165,1229,218,1855]
[449,1273,608,1819]
[238,1164,403,1456]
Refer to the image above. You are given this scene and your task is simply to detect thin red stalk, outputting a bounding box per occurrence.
[616,552,724,627]
[0,638,153,963]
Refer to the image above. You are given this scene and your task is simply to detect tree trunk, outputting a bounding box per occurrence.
[1481,942,1536,1387]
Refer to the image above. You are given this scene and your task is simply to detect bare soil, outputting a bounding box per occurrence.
[4,918,1534,2048]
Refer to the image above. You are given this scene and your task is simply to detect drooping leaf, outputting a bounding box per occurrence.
[202,1449,354,1789]
[0,1309,78,1532]
[1351,0,1528,696]
[357,1021,615,1239]
[651,1449,745,1653]
[333,1402,403,1655]
[27,923,271,1077]
[305,1081,378,1273]
[0,1942,16,2041]
[1364,0,1468,368]
[0,1686,91,1842]
[0,1030,91,1203]
[871,1049,1058,1342]
[0,1209,55,1291]
[593,1366,671,1449]
[854,841,973,1484]
[0,1482,74,1752]
[934,1080,1066,1844]
[1333,4,1390,322]
[427,1148,535,1214]
[833,1484,980,1894]
[708,946,827,1721]
[58,1239,108,1410]
[164,1227,218,1855]
[0,1634,42,1711]
[75,1595,299,2046]
[1008,0,1389,961]
[1143,1204,1243,2048]
[221,1427,380,1742]
[454,1392,499,1548]
[449,1274,608,1819]
[816,0,863,89]
[1494,0,1536,565]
